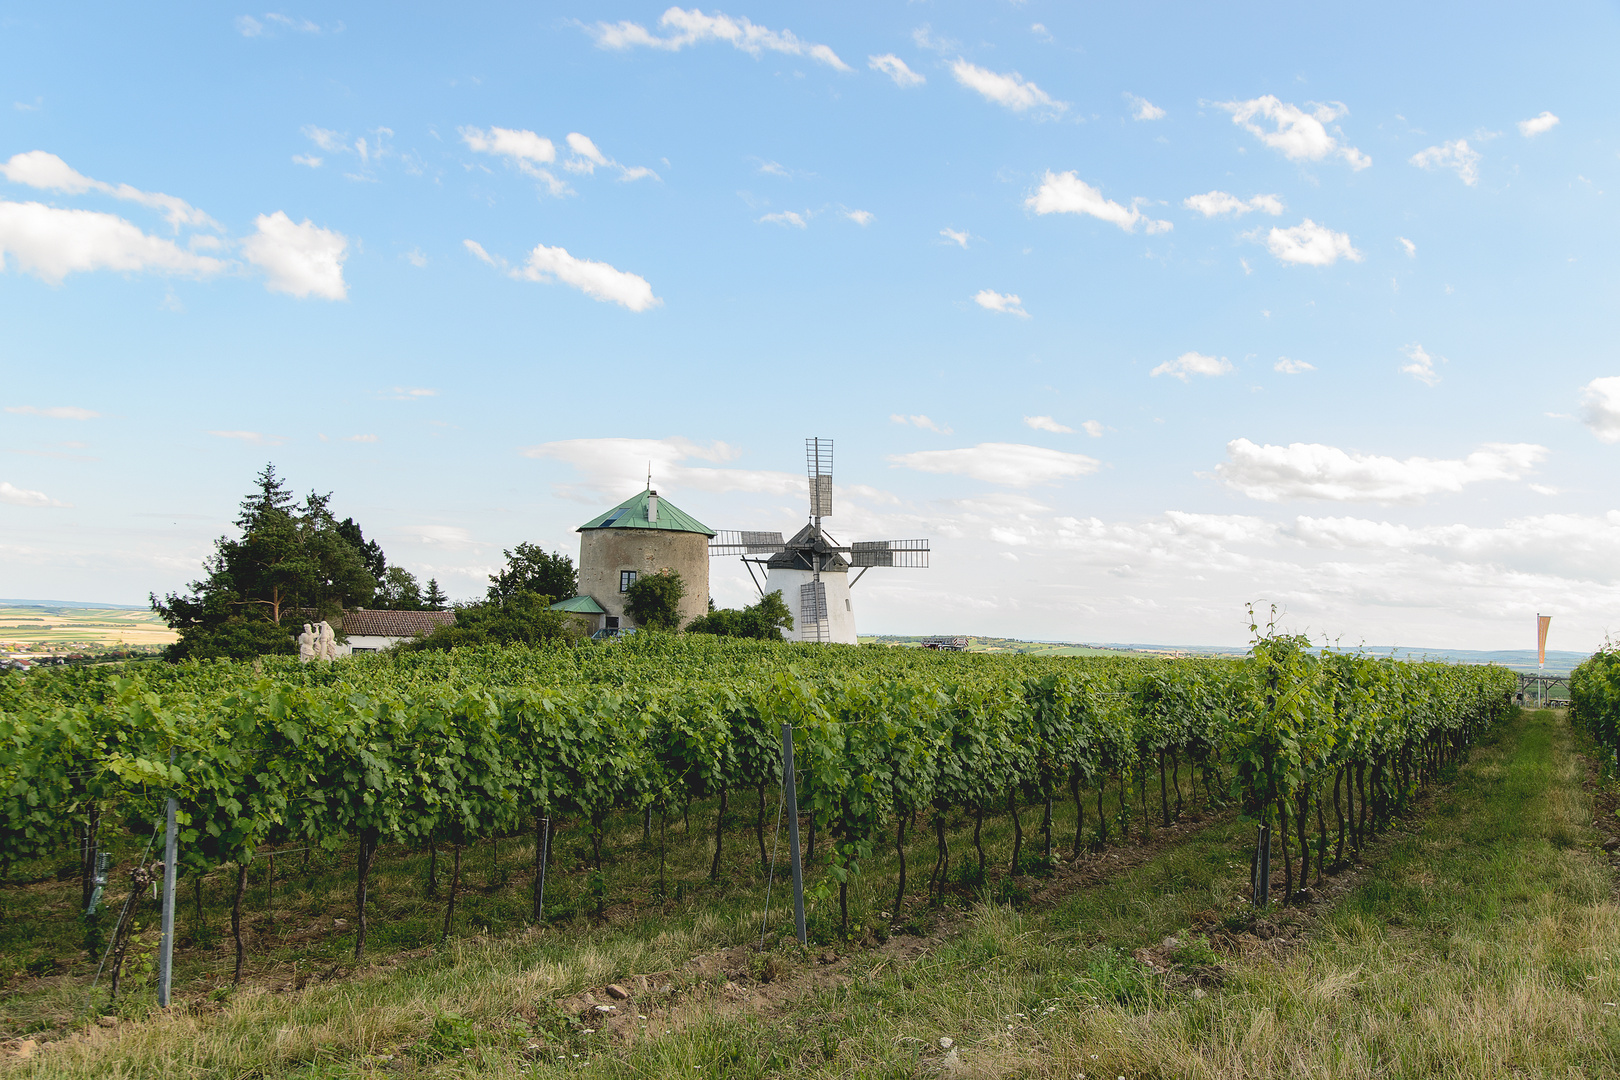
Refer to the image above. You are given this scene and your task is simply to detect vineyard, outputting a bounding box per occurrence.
[0,620,1515,1003]
[1571,643,1620,753]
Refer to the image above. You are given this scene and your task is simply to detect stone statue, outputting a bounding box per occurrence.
[297,623,316,663]
[316,621,338,661]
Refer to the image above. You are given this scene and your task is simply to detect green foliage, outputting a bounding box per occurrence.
[1069,946,1156,1005]
[686,589,795,640]
[151,464,380,660]
[625,569,685,630]
[486,543,576,605]
[161,618,299,661]
[1570,641,1620,751]
[375,567,425,610]
[423,578,449,611]
[405,592,572,652]
[418,1011,479,1059]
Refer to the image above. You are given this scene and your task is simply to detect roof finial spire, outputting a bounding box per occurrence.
[647,461,652,491]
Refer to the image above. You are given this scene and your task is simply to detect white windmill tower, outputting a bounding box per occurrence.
[709,437,930,644]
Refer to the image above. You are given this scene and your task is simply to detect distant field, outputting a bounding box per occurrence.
[0,604,177,651]
[858,634,1197,658]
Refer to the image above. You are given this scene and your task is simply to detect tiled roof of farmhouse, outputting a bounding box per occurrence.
[342,609,457,638]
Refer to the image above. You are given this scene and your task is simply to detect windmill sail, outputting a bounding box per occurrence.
[709,530,787,556]
[849,539,930,568]
[807,438,834,518]
[799,580,829,643]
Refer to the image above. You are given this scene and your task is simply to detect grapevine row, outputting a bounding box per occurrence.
[0,632,1513,963]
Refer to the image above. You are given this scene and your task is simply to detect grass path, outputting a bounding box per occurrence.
[7,707,1618,1078]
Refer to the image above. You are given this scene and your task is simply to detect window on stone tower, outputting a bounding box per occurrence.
[620,570,637,592]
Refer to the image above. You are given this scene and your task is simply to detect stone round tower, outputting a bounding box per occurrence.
[570,488,713,632]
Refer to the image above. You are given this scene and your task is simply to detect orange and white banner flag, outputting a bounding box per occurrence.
[1537,614,1551,667]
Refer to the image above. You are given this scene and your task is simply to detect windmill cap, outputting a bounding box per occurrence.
[577,489,715,536]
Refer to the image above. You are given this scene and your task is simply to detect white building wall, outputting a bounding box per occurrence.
[761,568,858,645]
[346,634,401,653]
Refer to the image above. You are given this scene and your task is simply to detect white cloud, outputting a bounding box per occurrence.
[759,210,807,228]
[844,209,874,226]
[241,211,348,300]
[264,13,324,33]
[0,480,66,507]
[0,151,219,231]
[384,387,437,400]
[1518,111,1560,137]
[1410,139,1481,185]
[951,59,1065,114]
[0,200,225,283]
[1080,420,1104,438]
[588,8,851,71]
[974,289,1028,317]
[1213,96,1370,169]
[1400,343,1442,386]
[402,524,478,548]
[1274,357,1315,374]
[1151,351,1232,380]
[1124,93,1165,120]
[1399,236,1416,257]
[209,430,287,446]
[756,160,792,177]
[240,12,327,36]
[563,132,610,174]
[301,126,346,153]
[1183,190,1284,217]
[911,25,955,53]
[344,434,377,443]
[1262,219,1361,266]
[889,442,1101,487]
[1579,376,1620,443]
[891,413,953,434]
[869,54,924,87]
[4,405,99,420]
[525,436,801,501]
[465,238,660,312]
[1216,438,1547,503]
[559,132,659,182]
[940,228,970,248]
[1026,171,1171,233]
[1024,415,1073,434]
[292,154,322,168]
[460,126,568,195]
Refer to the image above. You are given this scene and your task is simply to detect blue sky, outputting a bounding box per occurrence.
[2,1,1618,650]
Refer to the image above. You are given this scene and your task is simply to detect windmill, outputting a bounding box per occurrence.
[709,437,930,644]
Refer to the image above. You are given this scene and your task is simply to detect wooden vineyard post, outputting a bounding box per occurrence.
[535,817,552,925]
[781,724,807,946]
[158,749,177,1009]
[1252,824,1271,908]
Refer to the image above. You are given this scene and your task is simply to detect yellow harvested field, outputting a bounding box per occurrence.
[0,604,178,650]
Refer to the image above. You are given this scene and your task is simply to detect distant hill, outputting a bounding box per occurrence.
[862,635,1593,674]
[0,598,150,610]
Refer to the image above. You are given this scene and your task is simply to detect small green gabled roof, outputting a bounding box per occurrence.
[550,595,606,614]
[577,489,714,537]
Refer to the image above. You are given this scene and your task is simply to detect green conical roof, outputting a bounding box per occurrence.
[550,595,607,614]
[577,489,714,536]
